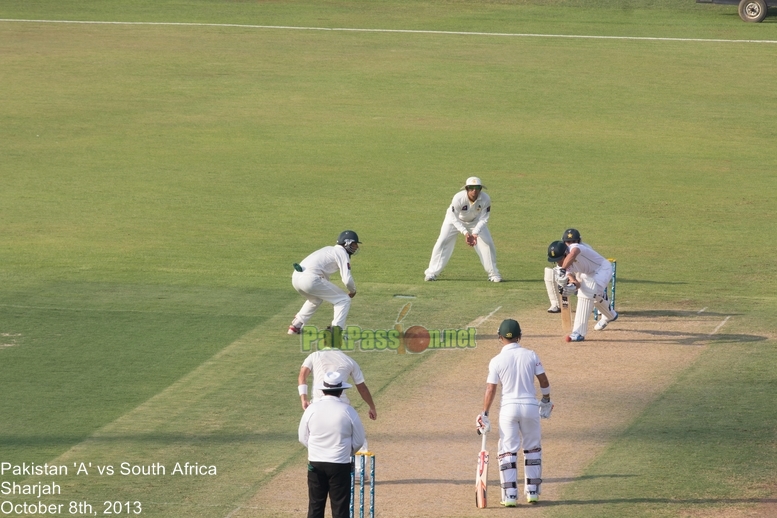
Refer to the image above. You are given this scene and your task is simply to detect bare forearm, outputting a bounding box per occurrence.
[482,384,497,414]
[356,383,377,420]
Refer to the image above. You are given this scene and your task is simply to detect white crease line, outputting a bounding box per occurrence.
[468,306,502,328]
[698,307,707,314]
[2,19,777,44]
[710,316,731,335]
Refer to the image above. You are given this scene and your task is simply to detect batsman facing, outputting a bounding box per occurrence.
[547,229,619,342]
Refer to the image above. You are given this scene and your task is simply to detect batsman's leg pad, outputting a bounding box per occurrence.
[523,448,542,495]
[573,296,593,336]
[593,293,616,321]
[498,452,519,503]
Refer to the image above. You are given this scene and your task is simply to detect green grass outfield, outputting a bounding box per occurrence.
[1,1,776,516]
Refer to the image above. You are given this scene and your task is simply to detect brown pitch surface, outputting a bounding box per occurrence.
[237,306,753,517]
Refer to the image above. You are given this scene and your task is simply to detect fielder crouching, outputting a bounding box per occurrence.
[288,230,361,337]
[477,319,553,506]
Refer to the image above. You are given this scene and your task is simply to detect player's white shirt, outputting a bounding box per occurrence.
[487,342,545,405]
[566,242,608,276]
[303,348,366,404]
[445,191,492,235]
[299,245,356,293]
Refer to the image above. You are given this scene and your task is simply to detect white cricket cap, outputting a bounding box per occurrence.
[462,176,486,189]
[315,371,352,390]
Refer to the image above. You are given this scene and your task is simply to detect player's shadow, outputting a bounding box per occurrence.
[615,278,688,285]
[623,309,740,318]
[607,328,767,346]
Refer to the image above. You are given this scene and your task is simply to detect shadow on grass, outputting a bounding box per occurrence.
[0,431,300,448]
[607,328,767,346]
[438,278,690,285]
[623,310,739,318]
[376,474,638,486]
[541,497,777,506]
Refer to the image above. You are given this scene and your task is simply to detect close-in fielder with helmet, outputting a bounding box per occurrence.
[424,177,502,282]
[476,319,553,506]
[547,228,618,342]
[288,230,361,336]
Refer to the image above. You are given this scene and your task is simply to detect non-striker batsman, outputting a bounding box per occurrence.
[476,319,552,506]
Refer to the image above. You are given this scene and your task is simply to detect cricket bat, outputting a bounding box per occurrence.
[555,269,573,336]
[560,294,572,335]
[475,430,489,508]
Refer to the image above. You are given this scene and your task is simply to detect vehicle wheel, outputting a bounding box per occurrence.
[739,0,768,22]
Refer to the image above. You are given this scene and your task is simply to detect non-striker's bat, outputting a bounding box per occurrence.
[475,430,489,508]
[560,293,572,335]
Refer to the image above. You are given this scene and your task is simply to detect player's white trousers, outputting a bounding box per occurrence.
[544,268,559,308]
[291,271,351,328]
[497,402,542,495]
[573,263,615,336]
[424,221,500,278]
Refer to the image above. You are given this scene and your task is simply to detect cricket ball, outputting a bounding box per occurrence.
[565,335,572,342]
[403,326,430,353]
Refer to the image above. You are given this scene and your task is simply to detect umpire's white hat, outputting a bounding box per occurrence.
[315,371,352,390]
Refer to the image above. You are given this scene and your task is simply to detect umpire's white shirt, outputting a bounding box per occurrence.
[299,396,366,463]
[487,343,545,405]
[302,349,366,405]
[299,245,356,294]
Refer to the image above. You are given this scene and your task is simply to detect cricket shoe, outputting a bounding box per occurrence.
[565,333,585,342]
[547,305,561,313]
[489,276,502,283]
[500,499,517,507]
[594,311,619,331]
[527,491,539,504]
[288,324,302,335]
[424,274,437,281]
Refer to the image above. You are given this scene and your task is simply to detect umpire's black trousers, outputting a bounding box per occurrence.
[307,461,352,518]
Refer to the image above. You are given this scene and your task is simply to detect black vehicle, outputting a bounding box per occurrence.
[697,0,774,22]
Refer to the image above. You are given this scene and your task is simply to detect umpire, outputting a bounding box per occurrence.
[298,371,366,518]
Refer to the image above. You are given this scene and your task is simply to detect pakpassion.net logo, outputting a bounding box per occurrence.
[300,303,478,353]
